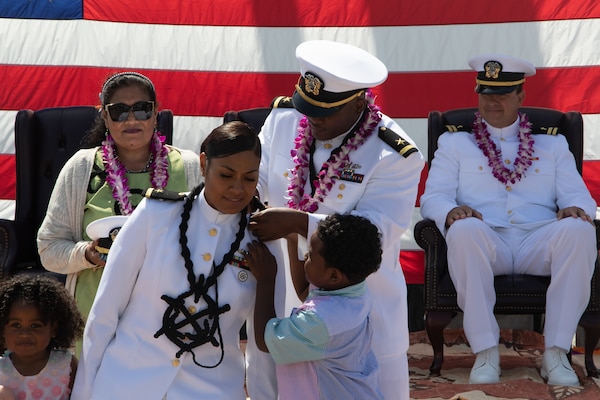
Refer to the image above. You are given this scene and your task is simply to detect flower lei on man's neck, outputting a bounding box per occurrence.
[287,89,381,212]
[102,131,170,215]
[473,111,534,185]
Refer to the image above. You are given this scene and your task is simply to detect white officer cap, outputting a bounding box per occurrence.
[468,53,536,94]
[86,215,129,254]
[86,215,129,240]
[292,40,388,117]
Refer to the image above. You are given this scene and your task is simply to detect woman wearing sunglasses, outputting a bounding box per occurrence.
[37,72,201,355]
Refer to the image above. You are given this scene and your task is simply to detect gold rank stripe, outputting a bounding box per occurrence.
[476,78,526,86]
[542,126,559,135]
[399,144,416,156]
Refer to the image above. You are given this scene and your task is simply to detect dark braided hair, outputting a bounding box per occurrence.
[317,214,382,283]
[0,275,84,350]
[81,72,157,148]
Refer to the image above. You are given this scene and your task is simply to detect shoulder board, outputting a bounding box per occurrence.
[445,124,467,133]
[378,127,418,158]
[144,188,187,202]
[270,96,294,109]
[532,126,561,135]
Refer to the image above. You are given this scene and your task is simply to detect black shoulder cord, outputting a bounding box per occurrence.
[308,108,368,196]
[154,183,248,368]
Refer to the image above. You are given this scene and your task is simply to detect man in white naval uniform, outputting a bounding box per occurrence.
[420,54,597,386]
[247,40,424,400]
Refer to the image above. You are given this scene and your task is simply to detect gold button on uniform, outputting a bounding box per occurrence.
[478,166,483,170]
[283,171,289,178]
[339,184,345,190]
[506,186,512,192]
[172,359,180,367]
[203,253,212,261]
[337,194,343,199]
[209,228,217,236]
[535,168,540,173]
[324,143,332,149]
[504,159,511,165]
[188,306,196,313]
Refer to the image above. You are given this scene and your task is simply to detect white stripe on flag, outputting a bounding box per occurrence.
[2,19,600,72]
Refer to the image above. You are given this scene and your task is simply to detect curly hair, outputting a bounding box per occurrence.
[0,275,84,350]
[317,213,382,283]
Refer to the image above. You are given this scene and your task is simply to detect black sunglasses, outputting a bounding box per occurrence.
[105,101,155,122]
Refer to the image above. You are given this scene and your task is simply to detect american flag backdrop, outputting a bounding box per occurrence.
[1,0,600,284]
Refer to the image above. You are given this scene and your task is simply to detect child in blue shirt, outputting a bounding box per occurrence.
[245,213,383,400]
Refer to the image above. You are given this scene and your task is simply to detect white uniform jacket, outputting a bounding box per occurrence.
[72,190,282,400]
[420,124,597,235]
[258,107,425,358]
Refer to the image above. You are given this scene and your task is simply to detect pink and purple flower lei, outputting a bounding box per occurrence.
[101,131,169,215]
[473,111,534,185]
[286,89,382,212]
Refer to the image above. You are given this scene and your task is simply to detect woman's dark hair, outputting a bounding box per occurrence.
[317,213,382,283]
[201,121,261,160]
[81,72,157,148]
[0,275,84,350]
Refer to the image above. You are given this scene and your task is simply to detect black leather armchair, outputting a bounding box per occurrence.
[0,106,173,279]
[223,108,272,132]
[414,107,600,378]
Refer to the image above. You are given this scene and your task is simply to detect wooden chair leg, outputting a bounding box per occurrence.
[425,310,456,376]
[579,311,600,378]
[533,313,544,334]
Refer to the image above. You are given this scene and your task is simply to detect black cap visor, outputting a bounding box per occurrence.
[292,90,343,118]
[475,84,519,95]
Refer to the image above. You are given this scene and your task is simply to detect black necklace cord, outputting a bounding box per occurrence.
[154,183,248,368]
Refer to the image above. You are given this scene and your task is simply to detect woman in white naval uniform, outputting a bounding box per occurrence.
[72,121,281,399]
[420,54,596,387]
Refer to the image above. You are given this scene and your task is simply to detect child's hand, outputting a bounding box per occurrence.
[243,240,277,283]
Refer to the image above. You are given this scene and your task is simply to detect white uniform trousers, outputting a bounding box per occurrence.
[446,217,596,354]
[378,353,409,400]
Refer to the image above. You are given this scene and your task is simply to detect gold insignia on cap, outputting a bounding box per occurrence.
[109,227,121,242]
[304,73,322,95]
[484,61,502,79]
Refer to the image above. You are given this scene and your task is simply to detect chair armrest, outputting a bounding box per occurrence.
[0,219,17,280]
[414,218,447,255]
[414,219,453,309]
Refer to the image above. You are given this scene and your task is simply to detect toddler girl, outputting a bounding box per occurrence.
[0,275,84,399]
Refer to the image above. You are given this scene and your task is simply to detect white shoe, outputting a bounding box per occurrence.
[540,347,579,386]
[469,346,501,384]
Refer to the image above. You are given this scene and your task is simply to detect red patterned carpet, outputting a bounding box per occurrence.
[408,329,600,400]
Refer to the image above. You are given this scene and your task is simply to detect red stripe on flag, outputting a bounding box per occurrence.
[400,250,425,285]
[3,65,600,118]
[83,0,600,27]
[415,165,428,207]
[583,160,600,206]
[0,155,16,200]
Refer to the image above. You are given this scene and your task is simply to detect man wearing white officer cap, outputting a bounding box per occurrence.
[247,40,424,399]
[421,53,596,386]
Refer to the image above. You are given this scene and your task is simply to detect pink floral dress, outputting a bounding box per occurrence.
[0,350,72,400]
